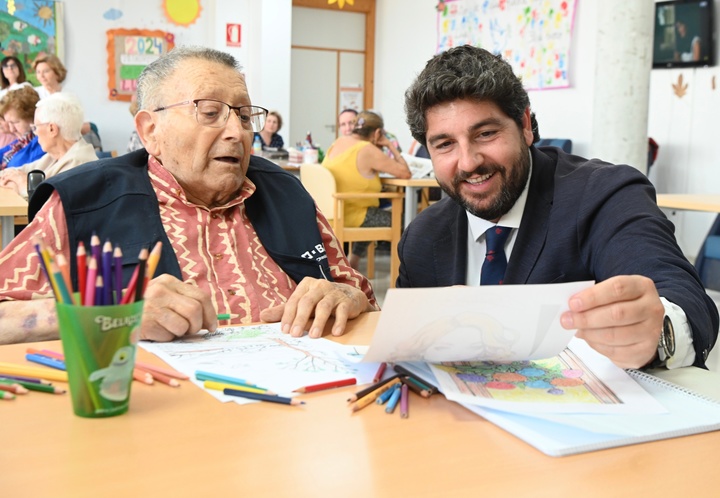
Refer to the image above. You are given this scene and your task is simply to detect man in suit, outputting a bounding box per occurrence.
[399,45,718,370]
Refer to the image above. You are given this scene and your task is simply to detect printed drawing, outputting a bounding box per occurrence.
[434,348,622,405]
[145,325,360,377]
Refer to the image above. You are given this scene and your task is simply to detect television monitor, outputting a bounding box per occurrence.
[653,0,715,68]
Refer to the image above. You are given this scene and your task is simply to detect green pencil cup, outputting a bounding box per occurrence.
[56,299,144,418]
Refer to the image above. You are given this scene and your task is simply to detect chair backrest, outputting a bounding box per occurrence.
[536,138,572,153]
[695,214,720,291]
[299,163,337,221]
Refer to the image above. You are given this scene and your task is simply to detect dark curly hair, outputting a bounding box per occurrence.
[404,45,540,147]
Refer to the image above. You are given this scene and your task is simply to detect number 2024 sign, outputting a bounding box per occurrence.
[106,29,175,102]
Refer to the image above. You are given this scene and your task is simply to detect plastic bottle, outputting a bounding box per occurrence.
[253,135,262,155]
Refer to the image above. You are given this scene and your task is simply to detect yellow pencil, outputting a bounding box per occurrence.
[203,380,275,395]
[351,377,402,412]
[0,362,68,383]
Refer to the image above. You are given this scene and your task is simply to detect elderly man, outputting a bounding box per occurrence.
[399,45,718,370]
[0,46,377,344]
[0,92,97,199]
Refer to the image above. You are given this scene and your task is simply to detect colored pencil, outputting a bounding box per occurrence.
[133,248,148,302]
[0,374,50,385]
[113,245,123,305]
[49,259,74,305]
[120,264,140,305]
[134,366,180,387]
[36,242,60,301]
[400,383,409,418]
[293,377,356,393]
[27,348,62,359]
[25,354,66,371]
[401,376,431,398]
[351,377,402,412]
[373,362,387,383]
[84,257,98,306]
[133,368,154,385]
[204,380,275,395]
[216,313,240,321]
[77,241,87,303]
[0,362,68,382]
[346,374,400,403]
[0,390,15,400]
[134,360,189,380]
[12,381,65,394]
[90,233,101,270]
[0,381,29,394]
[102,240,113,305]
[392,364,439,394]
[55,253,74,304]
[195,370,257,387]
[223,388,305,406]
[376,382,399,405]
[94,275,104,308]
[385,382,403,414]
[143,241,163,292]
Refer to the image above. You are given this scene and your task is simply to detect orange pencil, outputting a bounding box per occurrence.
[135,366,180,387]
[143,241,163,292]
[0,382,29,395]
[133,368,154,385]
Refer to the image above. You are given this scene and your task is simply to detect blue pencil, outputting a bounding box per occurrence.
[195,370,257,388]
[385,383,403,414]
[376,382,399,405]
[25,354,67,371]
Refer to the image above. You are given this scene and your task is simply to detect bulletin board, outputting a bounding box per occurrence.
[106,28,175,102]
[0,0,64,86]
[437,0,577,90]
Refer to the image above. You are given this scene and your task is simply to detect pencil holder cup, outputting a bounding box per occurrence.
[56,299,144,418]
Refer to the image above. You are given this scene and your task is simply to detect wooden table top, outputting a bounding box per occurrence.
[2,311,719,497]
[656,193,720,213]
[0,186,28,216]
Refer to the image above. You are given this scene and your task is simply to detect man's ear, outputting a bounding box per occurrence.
[521,107,534,146]
[135,110,160,156]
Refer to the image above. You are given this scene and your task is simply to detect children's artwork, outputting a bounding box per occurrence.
[140,323,379,404]
[0,0,63,85]
[427,338,668,415]
[106,28,175,102]
[437,0,577,90]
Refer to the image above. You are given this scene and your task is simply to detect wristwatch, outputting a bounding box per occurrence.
[658,315,676,362]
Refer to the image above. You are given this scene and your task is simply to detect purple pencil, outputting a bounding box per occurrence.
[400,383,409,418]
[102,240,113,305]
[113,245,123,305]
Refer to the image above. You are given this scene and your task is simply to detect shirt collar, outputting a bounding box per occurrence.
[467,151,533,241]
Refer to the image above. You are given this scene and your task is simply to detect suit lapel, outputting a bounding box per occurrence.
[505,147,556,284]
[431,199,469,286]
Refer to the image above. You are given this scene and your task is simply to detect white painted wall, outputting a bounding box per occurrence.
[56,0,720,258]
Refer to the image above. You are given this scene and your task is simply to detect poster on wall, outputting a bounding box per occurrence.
[437,0,577,90]
[0,0,64,85]
[106,28,174,102]
[339,86,363,112]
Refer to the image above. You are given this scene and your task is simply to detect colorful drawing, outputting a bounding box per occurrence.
[434,347,621,405]
[106,28,174,102]
[0,0,62,85]
[437,0,577,90]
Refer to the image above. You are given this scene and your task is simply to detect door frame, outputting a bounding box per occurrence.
[292,0,376,111]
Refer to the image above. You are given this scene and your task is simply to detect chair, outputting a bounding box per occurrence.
[536,138,572,153]
[299,163,403,286]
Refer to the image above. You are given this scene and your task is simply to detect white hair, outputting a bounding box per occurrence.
[34,93,85,141]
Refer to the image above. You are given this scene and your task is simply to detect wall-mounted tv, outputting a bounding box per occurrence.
[653,0,715,68]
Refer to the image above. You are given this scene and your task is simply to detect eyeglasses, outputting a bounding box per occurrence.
[152,99,268,132]
[29,123,49,132]
[2,63,18,70]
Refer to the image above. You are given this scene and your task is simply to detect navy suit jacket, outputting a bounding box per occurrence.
[397,146,719,368]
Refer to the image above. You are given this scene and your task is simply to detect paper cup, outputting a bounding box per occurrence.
[56,300,144,418]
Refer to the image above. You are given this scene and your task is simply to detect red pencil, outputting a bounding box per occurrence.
[293,377,356,393]
[84,257,98,306]
[77,241,87,303]
[373,362,387,383]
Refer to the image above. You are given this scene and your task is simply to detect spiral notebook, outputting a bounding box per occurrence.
[402,364,720,457]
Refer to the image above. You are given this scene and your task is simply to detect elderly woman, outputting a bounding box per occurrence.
[253,110,284,149]
[0,56,33,99]
[0,85,44,169]
[0,93,97,199]
[33,54,66,99]
[322,110,411,270]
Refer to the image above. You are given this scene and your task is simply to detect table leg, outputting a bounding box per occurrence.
[403,186,419,230]
[1,215,13,249]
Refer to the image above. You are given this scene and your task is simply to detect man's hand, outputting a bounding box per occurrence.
[139,274,218,342]
[560,275,664,369]
[259,277,372,339]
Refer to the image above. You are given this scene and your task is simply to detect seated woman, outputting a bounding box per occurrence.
[0,93,98,199]
[0,85,44,169]
[0,56,33,99]
[322,110,411,270]
[33,54,65,99]
[253,110,284,149]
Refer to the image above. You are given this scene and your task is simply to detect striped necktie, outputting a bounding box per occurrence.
[481,226,511,285]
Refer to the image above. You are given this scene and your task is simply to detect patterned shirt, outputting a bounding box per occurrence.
[0,156,378,323]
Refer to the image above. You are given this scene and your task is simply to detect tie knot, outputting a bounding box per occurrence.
[485,226,511,252]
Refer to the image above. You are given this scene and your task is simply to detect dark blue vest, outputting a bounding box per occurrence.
[29,149,333,289]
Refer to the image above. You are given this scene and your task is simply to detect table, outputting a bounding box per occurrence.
[0,187,28,249]
[656,193,720,213]
[381,177,439,229]
[3,312,720,496]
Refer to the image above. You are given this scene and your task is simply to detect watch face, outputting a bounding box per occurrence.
[663,315,676,358]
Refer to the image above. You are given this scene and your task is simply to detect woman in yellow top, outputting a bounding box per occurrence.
[323,110,411,270]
